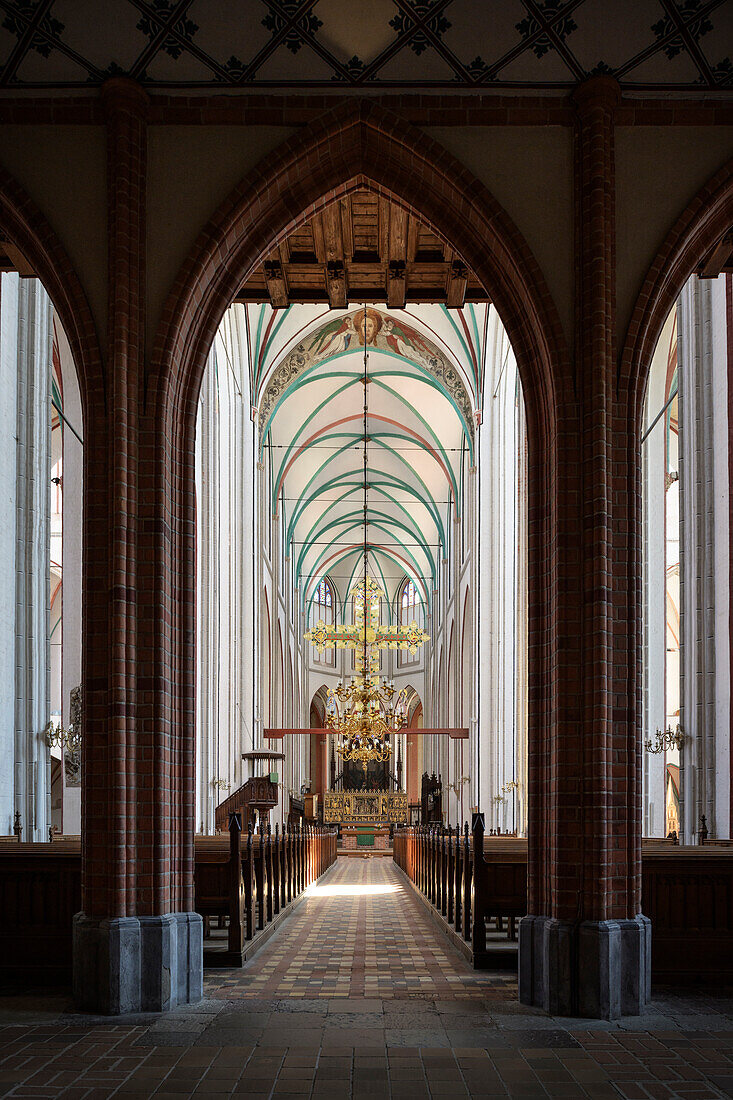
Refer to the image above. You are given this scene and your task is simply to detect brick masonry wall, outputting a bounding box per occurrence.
[0,81,731,930]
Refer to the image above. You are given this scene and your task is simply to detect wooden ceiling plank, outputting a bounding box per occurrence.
[387,205,408,309]
[264,251,289,309]
[406,216,420,264]
[699,233,733,279]
[340,197,354,262]
[322,203,347,309]
[446,258,468,309]
[311,212,326,265]
[378,197,390,262]
[237,189,490,306]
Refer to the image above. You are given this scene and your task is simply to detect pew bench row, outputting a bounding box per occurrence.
[393,824,733,987]
[0,822,337,985]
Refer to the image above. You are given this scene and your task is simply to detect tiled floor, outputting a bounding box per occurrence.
[1,857,732,1099]
[205,856,515,1001]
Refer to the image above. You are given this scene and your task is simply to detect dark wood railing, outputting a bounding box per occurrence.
[195,817,337,964]
[395,820,733,985]
[394,818,526,965]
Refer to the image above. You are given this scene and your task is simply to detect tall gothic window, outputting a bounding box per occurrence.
[312,577,335,666]
[398,576,422,668]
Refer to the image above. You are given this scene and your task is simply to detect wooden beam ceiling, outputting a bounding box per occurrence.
[235,190,488,309]
[698,230,733,279]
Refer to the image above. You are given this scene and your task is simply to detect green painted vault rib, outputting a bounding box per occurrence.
[259,345,474,453]
[305,545,429,618]
[302,518,430,599]
[287,472,446,550]
[271,431,459,518]
[296,508,436,581]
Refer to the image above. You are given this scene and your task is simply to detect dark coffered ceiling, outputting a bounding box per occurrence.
[237,190,488,309]
[0,0,730,92]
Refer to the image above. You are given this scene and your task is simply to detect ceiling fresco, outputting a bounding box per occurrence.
[0,0,729,91]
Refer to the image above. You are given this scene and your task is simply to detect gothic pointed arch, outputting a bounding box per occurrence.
[147,97,571,866]
[152,99,569,434]
[0,161,104,422]
[621,156,733,423]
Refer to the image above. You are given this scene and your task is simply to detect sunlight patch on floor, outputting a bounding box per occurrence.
[306,883,400,897]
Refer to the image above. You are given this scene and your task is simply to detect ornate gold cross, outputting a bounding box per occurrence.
[304,577,429,674]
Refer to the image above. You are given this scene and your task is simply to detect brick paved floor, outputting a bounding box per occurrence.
[1,857,732,1100]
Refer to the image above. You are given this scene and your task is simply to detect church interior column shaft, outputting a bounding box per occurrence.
[519,76,649,1020]
[0,275,53,841]
[74,77,203,1015]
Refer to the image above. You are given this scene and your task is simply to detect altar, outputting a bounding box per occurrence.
[324,789,408,825]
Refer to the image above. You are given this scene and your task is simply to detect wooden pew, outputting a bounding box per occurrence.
[0,822,338,984]
[643,845,733,986]
[395,823,733,987]
[0,839,81,985]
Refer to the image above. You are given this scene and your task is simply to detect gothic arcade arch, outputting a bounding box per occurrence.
[0,163,104,843]
[622,157,733,426]
[149,98,571,884]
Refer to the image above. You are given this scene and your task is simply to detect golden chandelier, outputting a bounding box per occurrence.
[327,666,406,774]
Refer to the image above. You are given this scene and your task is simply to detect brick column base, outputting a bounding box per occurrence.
[518,914,651,1019]
[72,912,203,1014]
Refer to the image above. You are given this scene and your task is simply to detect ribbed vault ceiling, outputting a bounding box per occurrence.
[253,302,487,616]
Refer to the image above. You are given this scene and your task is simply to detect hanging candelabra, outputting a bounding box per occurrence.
[645,725,685,754]
[44,719,81,757]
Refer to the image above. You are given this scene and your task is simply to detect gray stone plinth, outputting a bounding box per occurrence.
[518,913,651,1019]
[73,911,203,1014]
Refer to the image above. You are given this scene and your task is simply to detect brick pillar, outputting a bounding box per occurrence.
[519,76,651,1019]
[73,77,202,1014]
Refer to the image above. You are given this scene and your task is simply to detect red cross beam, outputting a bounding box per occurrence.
[264,727,468,740]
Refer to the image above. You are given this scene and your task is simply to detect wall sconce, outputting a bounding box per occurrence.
[44,719,80,756]
[645,725,685,754]
[211,777,231,792]
[447,776,469,795]
[501,780,520,794]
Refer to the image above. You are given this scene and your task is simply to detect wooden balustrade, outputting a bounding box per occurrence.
[198,818,338,965]
[394,823,733,985]
[0,821,338,982]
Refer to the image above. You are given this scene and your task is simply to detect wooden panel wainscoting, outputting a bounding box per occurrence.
[0,842,81,985]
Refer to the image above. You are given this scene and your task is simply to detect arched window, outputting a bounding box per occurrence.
[398,576,423,668]
[312,577,335,666]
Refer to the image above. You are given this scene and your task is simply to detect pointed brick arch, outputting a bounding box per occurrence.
[0,162,111,899]
[147,99,569,748]
[143,101,572,984]
[152,100,570,433]
[621,157,733,423]
[617,156,733,858]
[0,162,105,418]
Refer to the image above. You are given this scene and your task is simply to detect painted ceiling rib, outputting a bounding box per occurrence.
[300,518,434,592]
[259,346,474,455]
[257,304,471,618]
[287,472,446,549]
